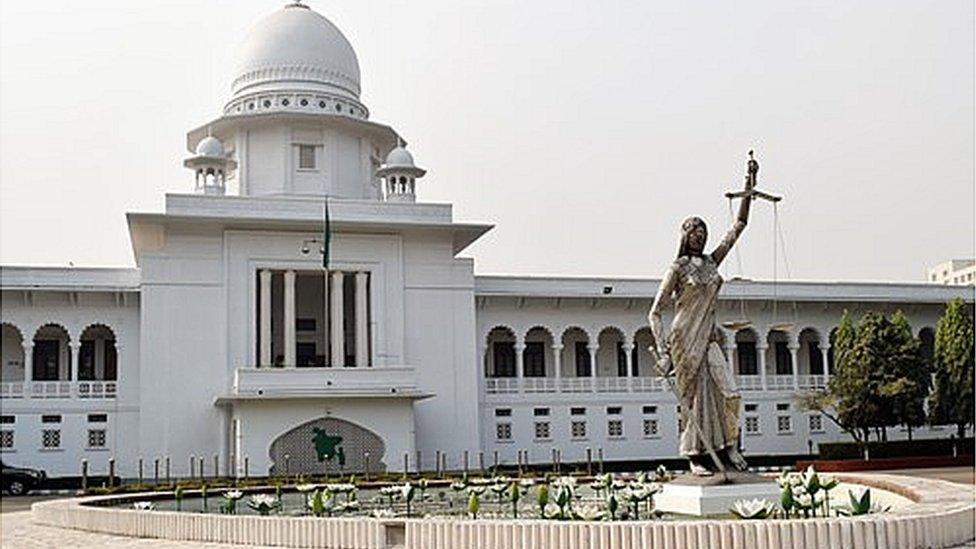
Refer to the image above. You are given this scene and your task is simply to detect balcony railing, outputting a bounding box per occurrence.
[737,375,764,391]
[766,375,796,391]
[1,381,117,400]
[798,375,827,390]
[521,378,558,394]
[484,376,667,395]
[485,378,520,394]
[630,377,664,393]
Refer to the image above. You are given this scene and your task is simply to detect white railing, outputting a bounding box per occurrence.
[736,375,764,391]
[521,378,557,394]
[766,375,796,391]
[594,377,630,393]
[797,375,826,390]
[630,377,664,393]
[30,381,73,398]
[559,377,593,393]
[485,378,520,394]
[77,381,117,399]
[0,382,25,398]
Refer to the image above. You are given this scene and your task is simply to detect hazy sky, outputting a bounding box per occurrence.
[1,1,973,282]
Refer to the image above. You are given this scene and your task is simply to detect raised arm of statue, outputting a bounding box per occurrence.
[711,154,758,265]
[648,260,679,367]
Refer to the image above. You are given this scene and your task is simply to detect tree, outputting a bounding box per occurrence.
[929,298,975,439]
[798,309,928,444]
[882,311,928,440]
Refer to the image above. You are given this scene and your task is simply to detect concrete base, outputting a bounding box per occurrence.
[655,472,780,516]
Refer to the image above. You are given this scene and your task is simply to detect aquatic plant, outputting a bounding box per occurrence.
[730,498,777,520]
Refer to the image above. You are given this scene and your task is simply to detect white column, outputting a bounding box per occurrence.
[330,270,345,367]
[623,342,634,377]
[69,342,80,381]
[259,270,272,367]
[552,344,563,390]
[23,343,33,381]
[514,343,525,379]
[283,270,296,367]
[819,344,830,382]
[354,271,369,367]
[757,344,768,390]
[789,345,800,391]
[588,344,598,377]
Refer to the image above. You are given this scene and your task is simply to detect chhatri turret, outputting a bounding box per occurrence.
[376,143,426,202]
[184,135,236,195]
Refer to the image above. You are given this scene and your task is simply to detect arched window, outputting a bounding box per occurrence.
[1,323,25,382]
[32,324,70,381]
[79,325,117,381]
[485,327,516,378]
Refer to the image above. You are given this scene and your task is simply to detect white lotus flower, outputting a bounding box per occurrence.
[543,502,562,519]
[371,509,395,518]
[466,486,486,496]
[249,494,277,506]
[379,486,400,497]
[450,481,468,491]
[519,478,536,487]
[222,490,244,501]
[729,498,775,520]
[132,501,155,511]
[295,483,318,493]
[551,476,577,488]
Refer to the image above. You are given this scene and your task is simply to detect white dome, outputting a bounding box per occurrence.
[385,146,416,168]
[231,3,361,101]
[195,136,225,158]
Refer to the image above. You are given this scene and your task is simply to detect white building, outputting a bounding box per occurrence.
[1,3,973,479]
[928,259,976,286]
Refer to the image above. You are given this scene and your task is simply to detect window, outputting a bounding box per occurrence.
[33,340,61,381]
[492,342,516,377]
[776,403,790,411]
[533,408,550,417]
[298,145,316,169]
[523,342,546,377]
[745,416,760,434]
[571,421,587,439]
[809,415,824,433]
[296,318,316,332]
[737,342,758,375]
[0,430,13,449]
[642,406,657,414]
[574,342,591,377]
[42,429,61,449]
[87,429,106,448]
[494,408,512,417]
[643,418,659,438]
[630,345,640,376]
[570,407,586,416]
[606,406,622,415]
[744,403,758,412]
[777,415,792,434]
[677,405,684,432]
[496,423,512,441]
[808,345,824,375]
[534,421,551,440]
[41,415,61,424]
[0,416,14,424]
[87,414,107,423]
[607,419,624,438]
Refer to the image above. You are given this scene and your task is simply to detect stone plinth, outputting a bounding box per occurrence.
[655,472,779,516]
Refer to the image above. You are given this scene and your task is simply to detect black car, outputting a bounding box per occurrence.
[1,460,46,495]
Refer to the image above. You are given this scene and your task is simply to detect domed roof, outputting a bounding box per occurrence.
[195,136,225,158]
[385,146,416,168]
[231,3,361,101]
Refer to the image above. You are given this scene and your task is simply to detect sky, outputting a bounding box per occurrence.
[1,1,973,282]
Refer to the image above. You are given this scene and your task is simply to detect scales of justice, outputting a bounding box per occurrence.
[650,151,788,515]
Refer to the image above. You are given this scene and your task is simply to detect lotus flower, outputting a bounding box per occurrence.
[295,483,318,493]
[247,494,279,516]
[542,502,563,519]
[223,490,244,500]
[450,480,468,492]
[729,498,776,520]
[132,501,155,511]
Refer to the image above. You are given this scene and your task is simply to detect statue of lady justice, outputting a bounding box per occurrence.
[647,153,759,476]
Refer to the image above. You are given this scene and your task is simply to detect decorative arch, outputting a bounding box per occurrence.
[32,323,71,381]
[560,326,592,378]
[596,326,627,377]
[632,327,656,377]
[733,328,759,376]
[79,323,118,382]
[766,329,793,376]
[523,326,554,378]
[268,416,386,476]
[798,327,824,376]
[485,326,517,378]
[1,323,25,382]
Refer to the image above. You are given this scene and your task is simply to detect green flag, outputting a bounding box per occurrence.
[322,198,331,269]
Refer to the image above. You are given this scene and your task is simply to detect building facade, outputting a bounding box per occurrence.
[1,3,973,478]
[928,259,976,286]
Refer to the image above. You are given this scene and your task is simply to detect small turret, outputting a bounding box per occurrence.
[376,144,426,202]
[184,136,236,195]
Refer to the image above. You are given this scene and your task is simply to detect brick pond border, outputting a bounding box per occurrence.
[32,473,975,549]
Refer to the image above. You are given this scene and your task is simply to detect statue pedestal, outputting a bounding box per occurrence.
[655,472,779,516]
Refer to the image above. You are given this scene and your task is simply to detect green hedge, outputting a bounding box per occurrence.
[818,437,974,460]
